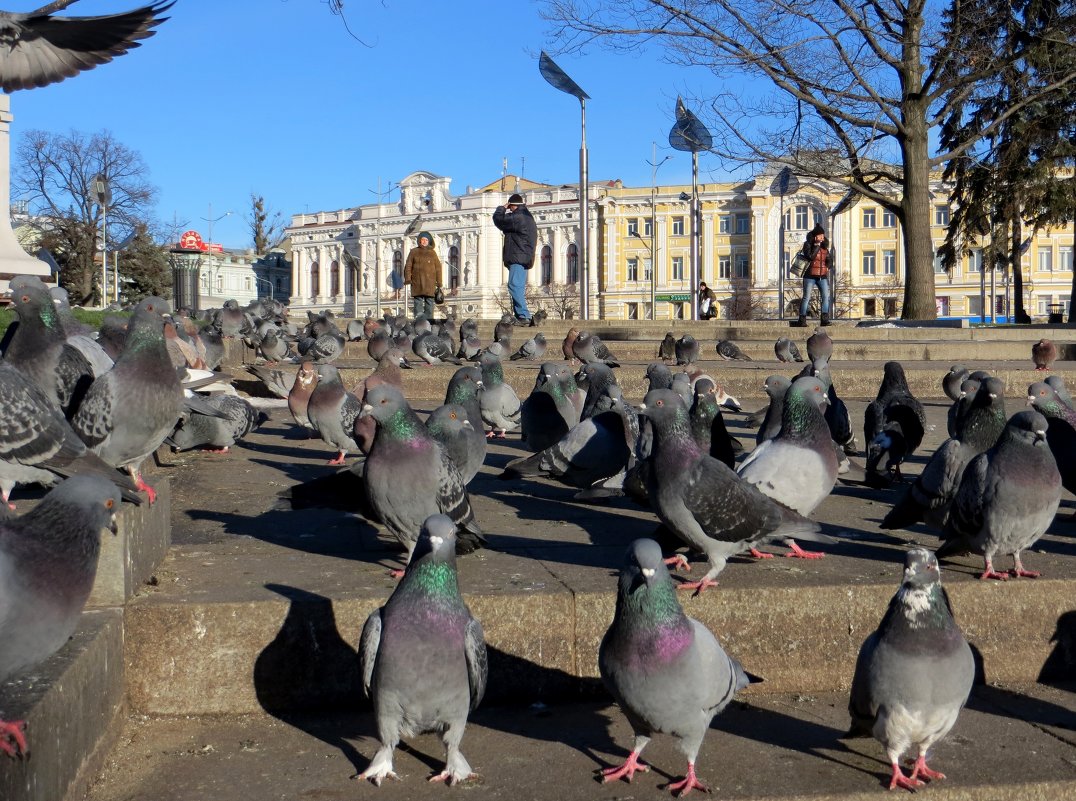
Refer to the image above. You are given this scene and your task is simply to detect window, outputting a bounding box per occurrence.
[392,251,402,292]
[1039,246,1053,272]
[1038,295,1053,316]
[627,302,640,320]
[968,249,982,273]
[794,204,809,230]
[672,217,685,236]
[671,256,684,280]
[245,276,252,292]
[627,257,639,282]
[216,273,224,292]
[935,205,951,225]
[968,296,982,316]
[863,208,877,228]
[1060,246,1073,272]
[540,245,552,286]
[883,249,896,275]
[936,296,950,316]
[862,251,877,276]
[735,254,749,278]
[450,246,461,290]
[626,218,639,237]
[330,260,340,296]
[736,215,750,234]
[884,298,898,317]
[344,261,353,295]
[719,255,731,279]
[719,215,730,233]
[643,218,652,237]
[933,251,947,273]
[200,273,208,291]
[863,298,877,316]
[882,210,896,227]
[643,258,653,281]
[309,262,319,295]
[1061,295,1072,315]
[674,302,686,319]
[566,244,579,284]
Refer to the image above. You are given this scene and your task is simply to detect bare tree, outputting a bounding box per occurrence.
[13,128,157,305]
[543,0,1076,319]
[247,193,287,254]
[493,282,580,320]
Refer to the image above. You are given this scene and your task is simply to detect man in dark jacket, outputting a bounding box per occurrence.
[493,193,537,326]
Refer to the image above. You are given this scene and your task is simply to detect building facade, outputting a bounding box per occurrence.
[284,169,1075,322]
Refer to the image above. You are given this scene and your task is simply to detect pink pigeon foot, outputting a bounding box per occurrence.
[888,763,924,791]
[664,554,690,572]
[485,431,496,439]
[784,541,825,559]
[205,446,230,454]
[748,547,775,559]
[979,557,1009,581]
[132,473,157,505]
[677,577,719,596]
[909,756,945,783]
[601,750,649,784]
[666,763,708,796]
[0,719,28,759]
[327,451,347,466]
[388,568,405,579]
[428,770,475,785]
[1011,555,1040,578]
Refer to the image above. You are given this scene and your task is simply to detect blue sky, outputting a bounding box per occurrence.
[9,0,735,250]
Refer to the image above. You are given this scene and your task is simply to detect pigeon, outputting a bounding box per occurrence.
[942,365,970,403]
[477,352,520,438]
[938,410,1061,580]
[167,395,265,453]
[306,364,361,464]
[299,329,345,364]
[1044,375,1073,408]
[658,332,676,362]
[413,331,462,366]
[96,313,129,362]
[351,347,411,398]
[244,364,291,399]
[444,366,485,436]
[643,362,673,394]
[674,334,699,366]
[599,539,750,795]
[0,475,123,758]
[637,389,830,593]
[359,385,485,566]
[670,372,693,408]
[481,335,511,360]
[579,362,620,420]
[357,515,487,786]
[344,319,365,341]
[213,299,246,338]
[287,361,318,434]
[1027,380,1076,495]
[1032,338,1057,371]
[689,377,741,469]
[520,363,580,453]
[199,327,225,371]
[716,339,751,361]
[456,332,482,361]
[947,376,982,439]
[459,318,479,340]
[864,361,926,486]
[366,330,391,362]
[883,377,1006,532]
[70,298,183,504]
[256,329,291,364]
[755,375,792,445]
[426,403,485,485]
[774,336,804,363]
[805,327,833,362]
[562,327,580,363]
[846,548,974,791]
[509,332,547,361]
[573,331,620,367]
[493,313,515,343]
[738,376,838,526]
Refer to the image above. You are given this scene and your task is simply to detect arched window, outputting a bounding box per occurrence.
[541,245,552,286]
[344,259,353,295]
[275,277,282,292]
[567,244,579,284]
[330,260,340,296]
[391,251,403,293]
[310,261,320,296]
[449,245,460,291]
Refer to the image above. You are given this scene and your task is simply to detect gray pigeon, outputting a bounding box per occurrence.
[1044,375,1073,408]
[167,395,265,453]
[256,329,291,364]
[306,364,362,464]
[938,409,1061,579]
[658,332,676,362]
[637,389,831,593]
[426,403,485,485]
[689,377,742,469]
[481,335,512,361]
[359,385,485,566]
[670,371,693,408]
[847,548,974,791]
[299,330,345,364]
[573,331,620,367]
[477,352,520,437]
[774,336,804,363]
[579,362,620,420]
[805,327,833,362]
[864,361,926,486]
[357,514,487,785]
[942,365,970,403]
[756,375,792,445]
[520,363,580,453]
[716,339,751,361]
[413,331,462,366]
[1028,380,1076,495]
[493,313,515,343]
[599,539,750,795]
[70,297,183,504]
[0,475,122,758]
[509,332,548,361]
[674,334,699,366]
[645,362,674,393]
[456,332,482,361]
[444,366,485,436]
[366,330,391,362]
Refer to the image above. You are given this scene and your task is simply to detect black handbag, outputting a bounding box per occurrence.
[434,286,445,304]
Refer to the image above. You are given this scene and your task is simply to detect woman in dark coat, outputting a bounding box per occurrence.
[797,224,834,326]
[404,231,443,318]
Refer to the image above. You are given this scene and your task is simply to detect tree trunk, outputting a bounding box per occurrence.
[899,120,938,319]
[1010,211,1030,323]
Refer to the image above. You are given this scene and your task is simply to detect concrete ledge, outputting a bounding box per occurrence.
[87,478,171,608]
[0,609,125,801]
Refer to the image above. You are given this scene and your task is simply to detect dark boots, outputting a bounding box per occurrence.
[821,313,831,326]
[795,314,806,327]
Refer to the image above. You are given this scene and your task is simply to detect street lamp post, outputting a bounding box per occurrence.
[668,98,713,321]
[201,204,233,304]
[769,167,799,320]
[90,173,111,307]
[647,143,672,321]
[255,276,274,300]
[539,51,592,320]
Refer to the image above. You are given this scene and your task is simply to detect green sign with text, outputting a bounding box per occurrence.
[655,294,691,302]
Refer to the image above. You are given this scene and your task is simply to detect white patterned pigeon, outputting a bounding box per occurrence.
[358,514,487,785]
[599,538,750,795]
[846,548,974,791]
[573,331,620,367]
[716,339,751,361]
[0,475,122,758]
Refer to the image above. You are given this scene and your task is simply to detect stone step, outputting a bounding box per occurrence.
[84,686,1076,801]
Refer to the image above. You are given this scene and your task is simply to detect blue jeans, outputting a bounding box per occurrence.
[507,263,530,319]
[800,276,831,316]
[412,295,434,318]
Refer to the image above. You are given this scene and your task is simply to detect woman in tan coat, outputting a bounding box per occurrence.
[404,231,442,318]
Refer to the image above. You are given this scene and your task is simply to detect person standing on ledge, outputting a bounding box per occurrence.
[698,282,717,320]
[796,223,834,327]
[404,231,442,319]
[493,193,538,326]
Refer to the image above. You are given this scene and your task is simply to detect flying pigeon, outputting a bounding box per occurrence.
[306,364,361,464]
[774,336,804,363]
[938,409,1061,579]
[0,475,122,758]
[477,352,520,438]
[359,385,485,567]
[599,539,751,795]
[674,334,699,366]
[1032,338,1057,370]
[573,331,620,367]
[716,339,751,361]
[509,332,547,361]
[658,332,676,362]
[637,389,831,593]
[426,403,485,485]
[357,515,487,785]
[846,548,974,791]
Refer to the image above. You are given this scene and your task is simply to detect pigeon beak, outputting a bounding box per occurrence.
[1026,395,1035,405]
[359,403,373,418]
[641,567,656,578]
[1035,428,1048,443]
[462,420,474,431]
[400,359,413,370]
[108,513,119,536]
[429,535,444,548]
[475,380,485,390]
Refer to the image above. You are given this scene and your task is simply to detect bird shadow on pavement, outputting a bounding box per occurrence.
[1039,611,1076,689]
[967,681,1076,731]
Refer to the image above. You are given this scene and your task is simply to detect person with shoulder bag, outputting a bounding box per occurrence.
[795,224,834,327]
[403,231,442,319]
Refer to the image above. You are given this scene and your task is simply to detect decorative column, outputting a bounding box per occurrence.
[0,95,51,286]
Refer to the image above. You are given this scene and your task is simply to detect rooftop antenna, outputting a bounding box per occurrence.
[500,157,507,191]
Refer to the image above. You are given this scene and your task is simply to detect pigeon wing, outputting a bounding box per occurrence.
[465,616,488,711]
[358,607,383,698]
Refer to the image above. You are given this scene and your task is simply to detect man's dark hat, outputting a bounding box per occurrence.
[506,193,525,205]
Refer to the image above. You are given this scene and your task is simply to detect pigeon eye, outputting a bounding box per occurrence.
[20,294,29,303]
[105,499,115,510]
[380,398,387,405]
